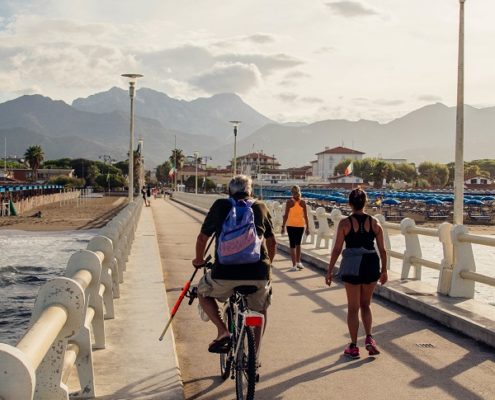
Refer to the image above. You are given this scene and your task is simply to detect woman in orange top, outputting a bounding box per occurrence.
[281,185,310,271]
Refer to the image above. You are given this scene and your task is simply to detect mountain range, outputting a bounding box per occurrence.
[0,87,493,169]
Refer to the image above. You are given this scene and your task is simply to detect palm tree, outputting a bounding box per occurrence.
[169,148,185,170]
[24,145,44,181]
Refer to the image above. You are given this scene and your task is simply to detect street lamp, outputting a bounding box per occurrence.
[121,73,143,202]
[194,151,200,194]
[453,0,465,225]
[229,121,241,176]
[202,155,212,193]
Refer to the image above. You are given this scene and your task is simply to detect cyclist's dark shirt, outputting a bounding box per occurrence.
[201,198,274,280]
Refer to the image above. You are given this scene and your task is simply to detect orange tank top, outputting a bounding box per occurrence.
[287,200,305,227]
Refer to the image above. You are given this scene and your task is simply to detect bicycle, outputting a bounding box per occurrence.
[219,285,264,400]
[188,266,264,400]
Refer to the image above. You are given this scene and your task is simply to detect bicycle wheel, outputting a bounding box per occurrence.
[220,303,233,380]
[235,326,256,400]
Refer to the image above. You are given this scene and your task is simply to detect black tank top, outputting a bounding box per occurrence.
[344,214,376,250]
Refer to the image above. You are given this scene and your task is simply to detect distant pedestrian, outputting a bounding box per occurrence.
[281,185,310,271]
[146,186,151,205]
[142,186,150,207]
[325,188,387,359]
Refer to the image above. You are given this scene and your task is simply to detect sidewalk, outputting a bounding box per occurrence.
[173,195,495,349]
[157,198,495,400]
[87,205,184,399]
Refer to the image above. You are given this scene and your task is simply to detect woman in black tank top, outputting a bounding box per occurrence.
[325,188,388,359]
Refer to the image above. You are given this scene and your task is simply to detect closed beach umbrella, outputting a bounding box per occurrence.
[464,199,484,205]
[425,199,444,205]
[382,198,401,205]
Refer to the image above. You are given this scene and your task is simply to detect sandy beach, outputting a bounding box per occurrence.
[0,196,127,231]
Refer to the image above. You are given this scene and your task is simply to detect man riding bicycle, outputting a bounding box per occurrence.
[192,175,276,354]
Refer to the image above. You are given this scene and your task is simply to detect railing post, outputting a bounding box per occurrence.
[400,218,422,280]
[437,222,454,295]
[87,236,116,320]
[0,344,36,399]
[449,224,476,298]
[375,214,391,270]
[29,278,85,399]
[329,208,343,253]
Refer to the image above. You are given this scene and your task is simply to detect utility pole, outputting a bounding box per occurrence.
[454,0,466,225]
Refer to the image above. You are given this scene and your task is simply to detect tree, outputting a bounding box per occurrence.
[418,162,449,187]
[48,175,84,188]
[86,164,100,187]
[392,163,417,183]
[24,145,44,181]
[169,149,185,171]
[156,161,172,183]
[95,173,126,190]
[43,158,72,169]
[372,160,390,188]
[113,160,128,176]
[334,158,353,176]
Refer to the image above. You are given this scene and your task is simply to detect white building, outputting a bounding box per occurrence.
[465,176,493,185]
[314,146,365,180]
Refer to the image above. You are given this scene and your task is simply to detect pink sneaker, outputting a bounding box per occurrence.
[365,335,380,355]
[344,344,360,359]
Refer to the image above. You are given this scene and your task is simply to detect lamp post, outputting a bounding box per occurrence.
[229,121,241,176]
[121,73,143,202]
[194,151,199,194]
[453,0,465,225]
[202,156,212,193]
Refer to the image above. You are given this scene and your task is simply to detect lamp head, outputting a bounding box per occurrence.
[229,120,242,128]
[121,73,144,84]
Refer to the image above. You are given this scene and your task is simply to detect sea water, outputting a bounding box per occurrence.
[0,230,96,345]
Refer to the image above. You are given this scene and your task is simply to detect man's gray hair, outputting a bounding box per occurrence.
[229,174,252,197]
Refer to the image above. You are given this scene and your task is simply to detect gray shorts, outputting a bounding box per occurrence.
[197,271,271,312]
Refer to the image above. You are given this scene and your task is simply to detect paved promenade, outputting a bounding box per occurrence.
[149,199,495,400]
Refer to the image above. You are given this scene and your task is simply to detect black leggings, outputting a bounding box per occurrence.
[287,226,305,248]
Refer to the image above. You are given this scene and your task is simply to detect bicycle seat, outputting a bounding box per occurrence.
[233,285,258,295]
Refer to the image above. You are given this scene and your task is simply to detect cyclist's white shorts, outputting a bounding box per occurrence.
[197,271,272,312]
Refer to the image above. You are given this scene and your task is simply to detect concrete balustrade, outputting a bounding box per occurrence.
[0,198,143,400]
[172,193,495,302]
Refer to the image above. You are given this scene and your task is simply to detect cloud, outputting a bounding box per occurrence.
[314,46,335,54]
[418,94,443,102]
[284,70,310,79]
[216,53,303,75]
[138,45,215,79]
[325,1,378,18]
[301,96,324,104]
[247,33,275,44]
[276,93,323,104]
[277,92,298,103]
[189,62,261,94]
[351,97,403,107]
[373,99,404,106]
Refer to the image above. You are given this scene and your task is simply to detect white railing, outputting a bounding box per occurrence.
[0,199,143,400]
[171,193,495,301]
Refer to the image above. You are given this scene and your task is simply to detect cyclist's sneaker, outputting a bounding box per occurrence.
[344,344,360,359]
[296,262,304,270]
[289,265,298,271]
[365,335,380,355]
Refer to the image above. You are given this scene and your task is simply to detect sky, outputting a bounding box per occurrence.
[0,0,494,124]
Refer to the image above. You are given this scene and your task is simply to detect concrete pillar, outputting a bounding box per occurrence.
[400,218,422,280]
[449,224,476,298]
[437,222,454,295]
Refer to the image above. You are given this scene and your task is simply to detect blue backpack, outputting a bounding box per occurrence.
[217,198,262,265]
